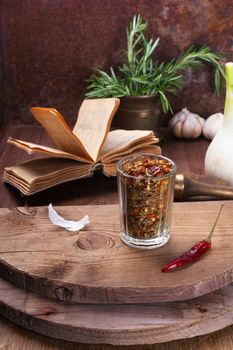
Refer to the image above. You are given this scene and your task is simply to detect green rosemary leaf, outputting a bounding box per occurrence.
[85,15,225,112]
[158,91,172,113]
[214,68,224,95]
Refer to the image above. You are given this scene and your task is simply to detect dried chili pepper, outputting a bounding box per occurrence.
[161,204,224,272]
[122,158,173,240]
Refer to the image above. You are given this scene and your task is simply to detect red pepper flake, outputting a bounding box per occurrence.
[122,158,174,240]
[123,159,172,178]
[161,204,224,272]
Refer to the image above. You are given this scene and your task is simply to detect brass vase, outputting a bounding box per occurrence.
[113,95,162,132]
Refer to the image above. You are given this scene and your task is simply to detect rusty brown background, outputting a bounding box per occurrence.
[1,0,233,125]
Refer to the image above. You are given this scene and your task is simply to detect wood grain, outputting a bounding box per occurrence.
[2,126,233,349]
[2,317,233,350]
[0,201,232,304]
[1,276,233,345]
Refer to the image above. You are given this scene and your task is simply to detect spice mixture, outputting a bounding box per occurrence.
[122,158,173,240]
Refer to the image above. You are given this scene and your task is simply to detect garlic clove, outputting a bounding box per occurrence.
[203,113,224,140]
[182,115,193,138]
[173,119,183,137]
[169,108,204,139]
[168,111,185,129]
[182,117,194,138]
[190,116,205,139]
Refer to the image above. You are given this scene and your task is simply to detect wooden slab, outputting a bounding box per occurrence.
[0,201,233,304]
[1,276,233,345]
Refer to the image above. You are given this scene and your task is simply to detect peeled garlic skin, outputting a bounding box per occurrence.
[203,113,224,140]
[205,126,233,186]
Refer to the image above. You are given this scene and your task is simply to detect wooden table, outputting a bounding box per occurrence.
[1,125,233,350]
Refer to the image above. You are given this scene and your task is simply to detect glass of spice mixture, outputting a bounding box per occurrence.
[117,153,176,249]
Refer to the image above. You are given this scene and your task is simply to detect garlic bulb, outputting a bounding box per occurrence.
[205,62,233,186]
[168,108,205,139]
[203,113,224,140]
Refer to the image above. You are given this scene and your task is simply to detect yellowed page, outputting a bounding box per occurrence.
[101,143,161,163]
[99,129,159,161]
[7,138,92,163]
[4,158,94,195]
[31,107,92,160]
[73,98,120,162]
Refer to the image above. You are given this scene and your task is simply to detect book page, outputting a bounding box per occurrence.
[7,138,92,163]
[4,158,94,195]
[30,107,92,161]
[99,129,159,161]
[72,98,120,162]
[101,143,161,163]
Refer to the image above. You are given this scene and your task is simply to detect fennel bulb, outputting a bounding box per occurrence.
[205,62,233,185]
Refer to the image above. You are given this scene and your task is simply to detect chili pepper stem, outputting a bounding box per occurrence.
[205,204,224,243]
[161,204,224,273]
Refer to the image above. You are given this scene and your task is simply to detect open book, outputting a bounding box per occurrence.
[3,98,161,195]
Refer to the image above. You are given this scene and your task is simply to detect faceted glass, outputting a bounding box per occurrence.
[117,154,176,249]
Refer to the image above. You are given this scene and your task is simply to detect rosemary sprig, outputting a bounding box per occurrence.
[86,15,225,113]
